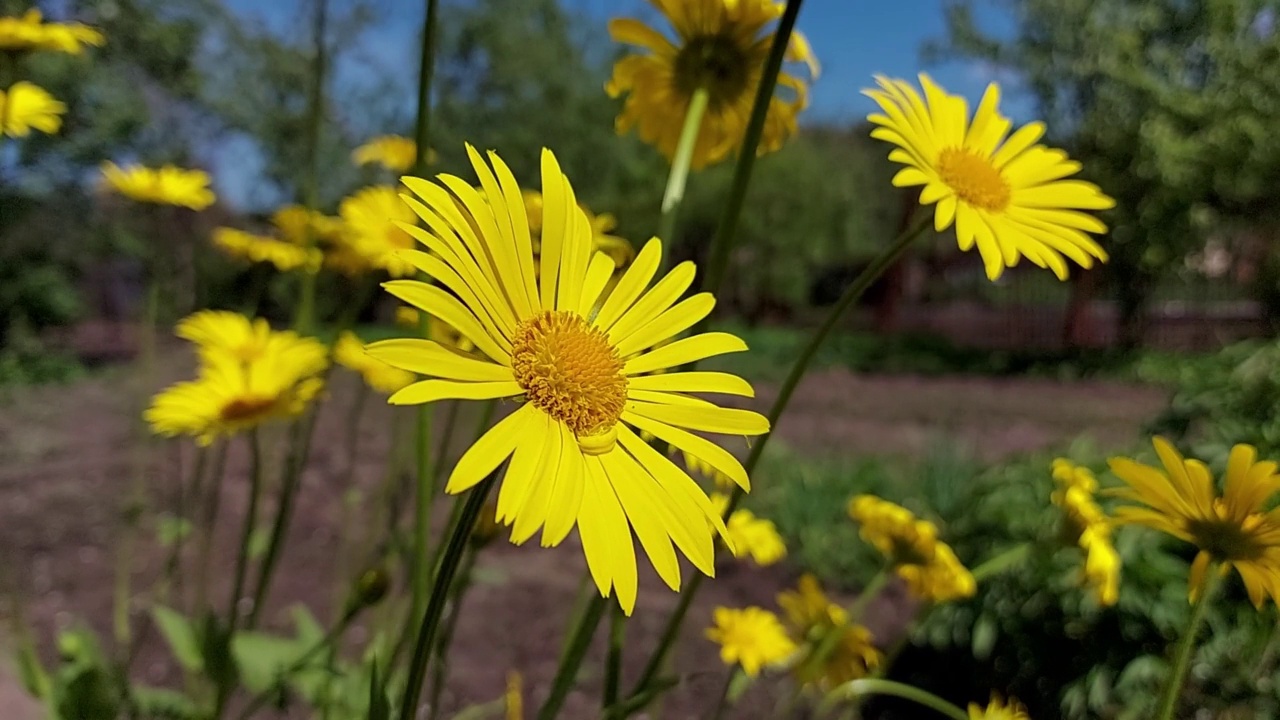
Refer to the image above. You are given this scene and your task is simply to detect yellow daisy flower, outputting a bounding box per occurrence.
[272,204,343,246]
[777,574,882,689]
[848,495,976,604]
[606,0,819,169]
[0,82,66,138]
[395,307,477,354]
[352,135,435,173]
[1109,438,1280,607]
[366,145,770,614]
[710,492,786,565]
[212,227,322,272]
[339,185,419,277]
[865,74,1114,280]
[705,606,797,677]
[1050,459,1121,606]
[100,162,217,210]
[968,694,1031,720]
[0,10,104,55]
[521,189,635,272]
[686,450,735,489]
[176,311,274,360]
[333,331,415,394]
[778,574,843,636]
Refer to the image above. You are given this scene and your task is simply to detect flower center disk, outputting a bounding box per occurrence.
[511,310,628,439]
[937,147,1011,212]
[674,33,750,109]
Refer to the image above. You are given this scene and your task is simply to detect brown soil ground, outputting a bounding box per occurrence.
[0,343,1166,719]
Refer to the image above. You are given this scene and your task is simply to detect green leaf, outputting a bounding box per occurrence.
[248,527,271,559]
[152,607,203,673]
[199,613,239,697]
[15,638,51,699]
[971,615,998,661]
[366,660,389,720]
[156,515,193,548]
[290,605,325,647]
[231,632,305,694]
[131,685,201,720]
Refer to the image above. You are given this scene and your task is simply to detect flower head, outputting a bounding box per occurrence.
[866,74,1113,280]
[0,82,66,138]
[776,575,882,689]
[0,10,104,55]
[848,495,976,603]
[100,162,216,210]
[710,492,786,565]
[333,331,415,394]
[1110,438,1280,606]
[1051,459,1120,605]
[339,186,419,277]
[686,450,735,489]
[366,145,769,614]
[272,205,343,246]
[606,0,818,169]
[705,606,797,677]
[212,228,322,272]
[352,135,432,173]
[968,694,1031,720]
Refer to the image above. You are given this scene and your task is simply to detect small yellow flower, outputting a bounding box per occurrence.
[777,574,843,637]
[776,574,882,689]
[352,135,434,173]
[0,82,66,138]
[705,606,797,677]
[0,10,104,55]
[504,671,523,720]
[686,450,735,489]
[100,162,216,210]
[710,492,786,566]
[1050,459,1121,606]
[866,74,1114,281]
[332,331,415,394]
[338,185,418,277]
[212,228,322,272]
[1110,438,1280,607]
[968,694,1031,720]
[271,205,343,246]
[848,495,976,604]
[606,0,818,169]
[394,307,477,354]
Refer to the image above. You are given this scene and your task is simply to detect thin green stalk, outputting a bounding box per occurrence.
[603,602,627,715]
[426,542,480,720]
[194,441,229,614]
[159,445,209,606]
[700,0,805,297]
[709,668,736,720]
[235,603,362,720]
[656,87,710,254]
[630,215,931,700]
[332,385,371,611]
[536,595,607,720]
[1156,567,1221,720]
[398,475,496,720]
[430,400,461,493]
[227,430,265,633]
[970,543,1032,583]
[822,678,967,720]
[293,0,329,334]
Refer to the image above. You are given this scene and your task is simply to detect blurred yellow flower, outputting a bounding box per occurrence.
[968,694,1031,720]
[394,307,477,354]
[606,0,818,169]
[848,495,975,603]
[0,82,66,137]
[504,671,523,720]
[1051,459,1120,606]
[521,189,635,270]
[778,574,843,637]
[366,145,768,614]
[100,162,216,210]
[272,204,343,245]
[777,574,882,689]
[866,74,1113,281]
[710,492,786,565]
[212,228,322,272]
[686,450,736,488]
[338,185,418,277]
[1110,438,1280,607]
[705,606,797,677]
[333,331,415,394]
[0,10,104,55]
[147,317,327,445]
[352,135,435,173]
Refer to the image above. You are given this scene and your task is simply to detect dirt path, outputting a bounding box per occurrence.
[0,353,1166,718]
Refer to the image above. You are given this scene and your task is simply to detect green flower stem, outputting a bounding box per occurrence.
[709,668,737,720]
[630,214,930,702]
[430,400,461,494]
[603,602,628,715]
[227,430,265,633]
[398,475,496,720]
[1156,566,1221,720]
[536,595,608,720]
[970,543,1032,583]
[700,0,805,298]
[426,541,480,720]
[159,445,209,605]
[293,0,328,335]
[656,87,710,254]
[194,441,229,614]
[823,678,967,720]
[332,385,370,612]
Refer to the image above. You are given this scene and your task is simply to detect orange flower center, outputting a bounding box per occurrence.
[219,395,277,423]
[937,147,1011,213]
[511,310,627,445]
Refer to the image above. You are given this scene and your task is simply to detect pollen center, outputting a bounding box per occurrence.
[937,147,1011,212]
[1187,511,1268,562]
[511,310,627,437]
[674,33,751,109]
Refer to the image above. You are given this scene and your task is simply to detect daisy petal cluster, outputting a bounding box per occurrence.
[1109,438,1280,606]
[777,574,882,689]
[339,186,420,277]
[848,495,976,604]
[711,492,787,566]
[705,606,797,677]
[352,135,432,174]
[100,162,217,210]
[366,145,770,614]
[968,694,1031,720]
[866,74,1113,280]
[1050,459,1121,606]
[607,0,818,169]
[211,205,340,273]
[0,9,104,55]
[0,82,66,138]
[333,331,415,395]
[146,311,327,445]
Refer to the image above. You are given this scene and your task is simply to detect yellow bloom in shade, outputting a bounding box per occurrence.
[272,205,343,246]
[705,606,797,677]
[333,331,415,394]
[1051,459,1121,606]
[212,228,322,272]
[606,0,818,169]
[100,162,216,210]
[1109,438,1280,607]
[848,495,976,603]
[686,450,735,488]
[352,135,434,173]
[710,492,786,565]
[339,186,419,277]
[866,74,1114,280]
[0,82,66,138]
[146,318,328,445]
[366,145,769,614]
[776,575,882,689]
[778,574,844,636]
[0,10,104,55]
[969,694,1031,720]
